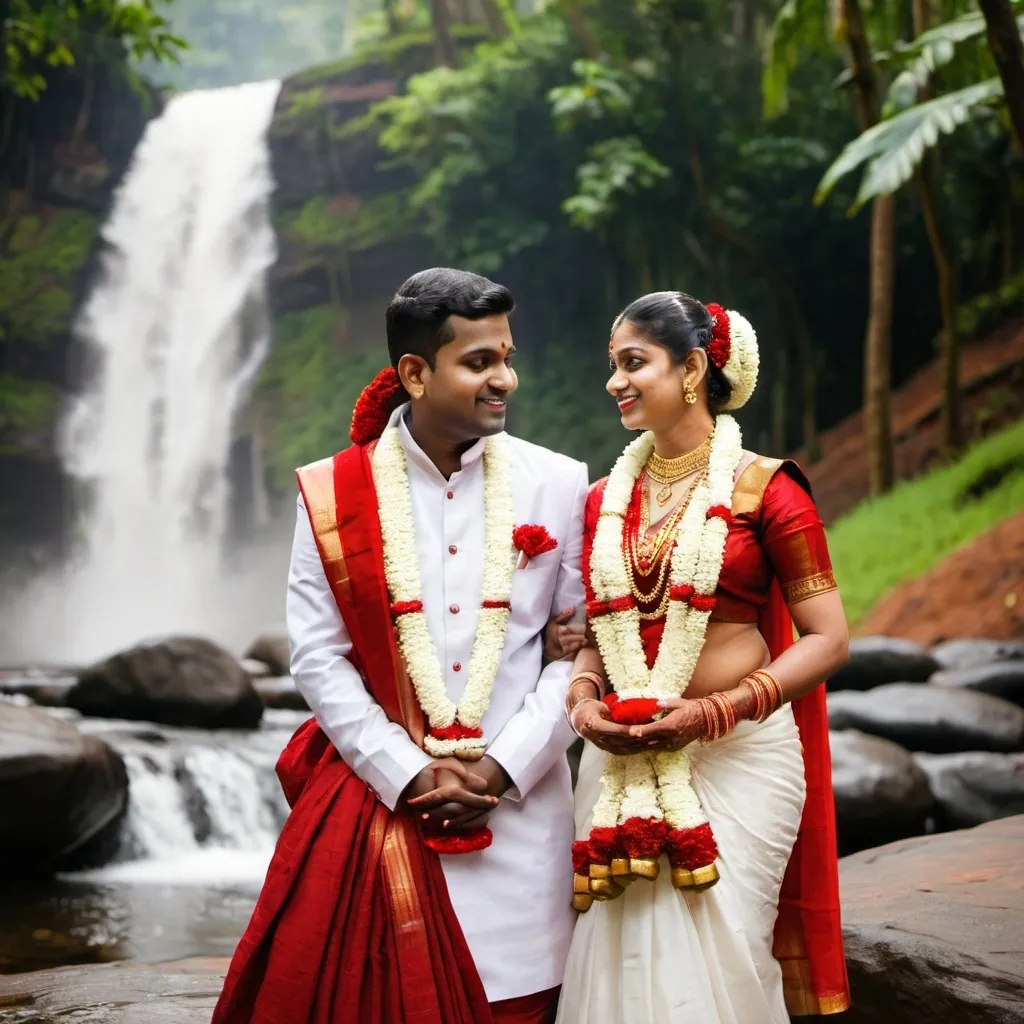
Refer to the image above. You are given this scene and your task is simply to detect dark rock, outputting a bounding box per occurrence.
[828,636,938,691]
[254,676,309,711]
[0,956,226,1023]
[68,636,264,730]
[840,815,1024,1023]
[243,632,290,677]
[914,752,1024,830]
[0,666,78,707]
[0,703,128,874]
[829,730,934,854]
[931,637,1024,672]
[828,683,1024,753]
[240,657,273,679]
[930,662,1024,707]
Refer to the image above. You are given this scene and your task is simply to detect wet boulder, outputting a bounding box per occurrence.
[914,751,1024,830]
[930,637,1024,672]
[827,683,1024,754]
[829,730,934,854]
[253,676,309,711]
[0,703,128,874]
[840,815,1024,1023]
[68,636,264,729]
[828,636,938,692]
[243,632,290,677]
[930,662,1024,708]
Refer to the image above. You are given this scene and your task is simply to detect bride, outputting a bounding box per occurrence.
[556,292,851,1023]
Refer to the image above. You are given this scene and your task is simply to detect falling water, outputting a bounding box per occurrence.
[49,80,284,663]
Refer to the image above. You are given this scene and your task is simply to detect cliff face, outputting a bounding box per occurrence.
[1,65,155,559]
[256,31,487,490]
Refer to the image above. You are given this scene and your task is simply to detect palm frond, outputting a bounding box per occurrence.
[898,12,1024,91]
[816,77,1004,210]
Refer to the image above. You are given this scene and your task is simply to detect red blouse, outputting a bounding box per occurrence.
[583,456,837,665]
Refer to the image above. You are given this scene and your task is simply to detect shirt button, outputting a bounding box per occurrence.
[446,490,454,500]
[449,544,457,555]
[449,604,460,615]
[453,662,462,672]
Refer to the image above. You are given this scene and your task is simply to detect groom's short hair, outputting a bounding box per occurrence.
[386,268,515,368]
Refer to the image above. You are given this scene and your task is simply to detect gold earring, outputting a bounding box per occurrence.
[684,380,697,405]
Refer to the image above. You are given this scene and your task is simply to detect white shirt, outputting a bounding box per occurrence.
[287,404,588,1000]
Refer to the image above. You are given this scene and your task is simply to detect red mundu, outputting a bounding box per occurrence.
[582,456,850,1017]
[212,444,493,1024]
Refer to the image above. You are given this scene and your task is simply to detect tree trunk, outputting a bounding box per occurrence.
[978,0,1024,150]
[842,0,895,493]
[864,194,896,494]
[71,60,96,149]
[480,0,510,39]
[564,1,599,57]
[918,163,960,455]
[382,0,401,36]
[431,0,460,67]
[913,0,961,457]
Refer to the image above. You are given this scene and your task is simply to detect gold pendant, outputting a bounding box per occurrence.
[656,482,673,506]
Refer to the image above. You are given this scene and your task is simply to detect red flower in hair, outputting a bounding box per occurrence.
[350,367,402,445]
[704,302,731,370]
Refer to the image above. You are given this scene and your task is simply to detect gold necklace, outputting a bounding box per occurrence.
[645,434,712,506]
[627,474,704,619]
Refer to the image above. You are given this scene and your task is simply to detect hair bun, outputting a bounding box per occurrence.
[703,303,759,411]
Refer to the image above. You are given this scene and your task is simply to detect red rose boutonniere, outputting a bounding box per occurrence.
[513,524,558,569]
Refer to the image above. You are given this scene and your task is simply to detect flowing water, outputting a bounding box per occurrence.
[0,708,304,973]
[0,81,303,978]
[4,79,287,666]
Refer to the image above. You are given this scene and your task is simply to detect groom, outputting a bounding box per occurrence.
[212,268,588,1024]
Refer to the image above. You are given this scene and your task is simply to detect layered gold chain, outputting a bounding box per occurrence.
[645,435,712,506]
[627,473,704,620]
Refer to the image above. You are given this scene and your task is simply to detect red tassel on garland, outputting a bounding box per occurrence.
[424,828,493,855]
[427,723,484,742]
[619,817,672,859]
[664,822,719,870]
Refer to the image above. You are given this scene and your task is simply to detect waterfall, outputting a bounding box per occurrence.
[69,711,301,884]
[49,79,284,664]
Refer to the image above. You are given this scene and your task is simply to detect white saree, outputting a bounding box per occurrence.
[556,705,806,1024]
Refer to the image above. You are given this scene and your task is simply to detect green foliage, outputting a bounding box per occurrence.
[285,192,415,255]
[762,0,834,119]
[369,17,571,269]
[563,135,669,229]
[4,0,184,99]
[817,78,1005,210]
[256,306,388,487]
[0,210,96,347]
[0,376,62,457]
[828,419,1024,623]
[814,8,1024,209]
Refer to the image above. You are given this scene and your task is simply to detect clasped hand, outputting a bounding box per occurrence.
[573,697,706,754]
[404,755,509,832]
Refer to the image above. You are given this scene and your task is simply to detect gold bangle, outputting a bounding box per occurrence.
[571,670,606,696]
[742,670,784,722]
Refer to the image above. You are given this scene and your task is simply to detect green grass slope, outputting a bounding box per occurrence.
[828,418,1024,625]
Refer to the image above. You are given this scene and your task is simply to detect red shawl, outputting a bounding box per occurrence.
[211,444,492,1024]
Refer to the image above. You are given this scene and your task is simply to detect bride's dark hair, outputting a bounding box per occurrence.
[613,291,733,412]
